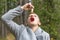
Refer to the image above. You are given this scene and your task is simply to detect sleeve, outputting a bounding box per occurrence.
[1,6,25,35]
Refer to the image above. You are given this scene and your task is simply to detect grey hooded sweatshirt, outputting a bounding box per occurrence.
[1,6,50,40]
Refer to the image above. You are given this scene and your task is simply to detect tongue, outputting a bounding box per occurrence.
[30,18,34,22]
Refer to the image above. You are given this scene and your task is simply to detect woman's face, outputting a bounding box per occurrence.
[27,13,41,26]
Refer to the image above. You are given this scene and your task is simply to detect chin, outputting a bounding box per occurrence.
[28,22,37,26]
[30,23,37,26]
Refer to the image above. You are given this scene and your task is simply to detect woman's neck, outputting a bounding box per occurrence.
[29,25,39,32]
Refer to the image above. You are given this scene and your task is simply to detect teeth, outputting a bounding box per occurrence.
[30,18,34,22]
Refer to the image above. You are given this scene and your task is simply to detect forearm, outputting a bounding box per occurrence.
[1,6,23,22]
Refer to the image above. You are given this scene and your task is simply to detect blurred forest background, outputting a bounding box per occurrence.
[0,0,60,40]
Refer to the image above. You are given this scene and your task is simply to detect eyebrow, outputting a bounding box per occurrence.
[30,14,37,16]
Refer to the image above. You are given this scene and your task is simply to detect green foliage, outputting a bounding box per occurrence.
[33,0,60,40]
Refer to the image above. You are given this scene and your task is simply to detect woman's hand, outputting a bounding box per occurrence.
[21,3,34,11]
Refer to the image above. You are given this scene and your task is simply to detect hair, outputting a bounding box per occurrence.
[28,12,39,17]
[28,12,37,16]
[27,12,36,18]
[29,12,36,14]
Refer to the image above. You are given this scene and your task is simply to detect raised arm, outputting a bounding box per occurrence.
[1,6,24,35]
[1,3,34,36]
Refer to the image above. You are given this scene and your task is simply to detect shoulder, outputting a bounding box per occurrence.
[41,27,49,35]
[43,30,50,37]
[42,30,50,40]
[40,28,50,38]
[35,27,50,37]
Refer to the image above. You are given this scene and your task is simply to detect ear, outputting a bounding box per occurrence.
[38,21,41,25]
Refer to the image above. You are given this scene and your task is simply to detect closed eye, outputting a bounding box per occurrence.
[34,15,37,17]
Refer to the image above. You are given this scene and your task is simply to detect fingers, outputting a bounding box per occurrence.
[28,3,34,9]
[21,3,34,11]
[27,3,34,9]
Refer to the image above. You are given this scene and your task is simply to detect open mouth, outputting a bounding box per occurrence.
[30,17,34,22]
